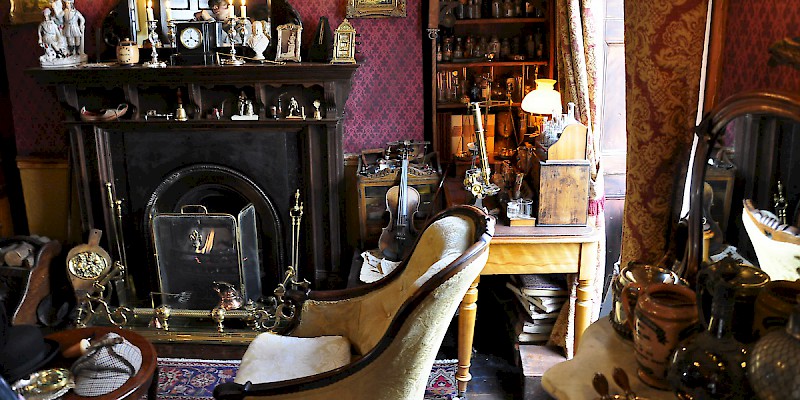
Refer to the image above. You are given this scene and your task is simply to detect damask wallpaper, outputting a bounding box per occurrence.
[718,0,800,101]
[1,0,424,156]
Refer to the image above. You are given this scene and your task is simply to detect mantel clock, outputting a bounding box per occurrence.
[173,21,217,65]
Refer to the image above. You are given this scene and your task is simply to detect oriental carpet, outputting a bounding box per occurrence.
[145,357,457,399]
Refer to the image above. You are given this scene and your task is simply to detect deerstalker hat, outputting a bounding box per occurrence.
[70,332,142,396]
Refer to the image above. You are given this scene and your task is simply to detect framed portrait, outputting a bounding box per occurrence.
[346,0,406,18]
[9,0,50,24]
[276,23,302,62]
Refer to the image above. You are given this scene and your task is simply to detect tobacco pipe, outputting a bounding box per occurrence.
[613,367,638,400]
[592,372,613,400]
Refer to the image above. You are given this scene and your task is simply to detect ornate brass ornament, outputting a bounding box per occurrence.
[331,19,358,64]
[346,0,406,18]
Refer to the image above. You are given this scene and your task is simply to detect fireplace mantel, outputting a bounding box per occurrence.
[30,63,359,304]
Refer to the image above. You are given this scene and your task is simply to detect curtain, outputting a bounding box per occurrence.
[548,0,604,359]
[620,1,709,266]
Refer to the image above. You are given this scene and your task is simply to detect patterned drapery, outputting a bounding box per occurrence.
[621,1,708,265]
[549,0,604,359]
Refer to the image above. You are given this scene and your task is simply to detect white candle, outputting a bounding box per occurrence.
[228,0,235,18]
[164,0,172,21]
[146,0,155,21]
[240,0,247,19]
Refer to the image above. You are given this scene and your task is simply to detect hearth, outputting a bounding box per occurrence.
[30,64,358,313]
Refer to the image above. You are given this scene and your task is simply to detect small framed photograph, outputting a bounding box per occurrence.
[276,23,302,62]
[346,0,406,18]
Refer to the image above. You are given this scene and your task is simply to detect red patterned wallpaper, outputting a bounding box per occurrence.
[1,0,423,156]
[718,0,800,102]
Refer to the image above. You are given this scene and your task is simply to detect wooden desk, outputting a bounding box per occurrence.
[444,180,600,396]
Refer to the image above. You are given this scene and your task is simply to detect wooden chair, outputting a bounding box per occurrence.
[213,205,494,400]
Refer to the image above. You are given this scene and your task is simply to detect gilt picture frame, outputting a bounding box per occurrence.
[346,0,406,18]
[276,23,302,62]
[9,0,50,24]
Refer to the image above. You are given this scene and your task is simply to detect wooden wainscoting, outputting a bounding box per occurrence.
[16,156,81,243]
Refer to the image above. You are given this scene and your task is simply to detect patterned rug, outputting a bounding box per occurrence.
[148,357,458,399]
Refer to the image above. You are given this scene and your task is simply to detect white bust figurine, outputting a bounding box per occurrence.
[247,21,270,60]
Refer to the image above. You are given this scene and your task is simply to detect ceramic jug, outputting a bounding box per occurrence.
[622,282,699,389]
[116,38,139,65]
[752,280,800,340]
[696,256,770,343]
[609,262,682,340]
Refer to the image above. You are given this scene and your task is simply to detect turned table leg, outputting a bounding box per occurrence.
[574,240,599,352]
[456,276,480,398]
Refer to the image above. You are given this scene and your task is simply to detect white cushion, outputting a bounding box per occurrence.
[234,333,351,384]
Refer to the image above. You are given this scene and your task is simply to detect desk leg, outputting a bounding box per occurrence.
[456,276,479,398]
[574,240,599,353]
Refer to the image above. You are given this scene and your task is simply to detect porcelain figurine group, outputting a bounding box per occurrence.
[38,0,88,68]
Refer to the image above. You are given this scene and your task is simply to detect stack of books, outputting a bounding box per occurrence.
[506,274,568,344]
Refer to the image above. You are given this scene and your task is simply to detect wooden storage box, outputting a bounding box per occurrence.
[536,160,590,226]
[357,168,441,249]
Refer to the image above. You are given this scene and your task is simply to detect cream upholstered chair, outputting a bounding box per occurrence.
[742,199,800,281]
[214,205,494,400]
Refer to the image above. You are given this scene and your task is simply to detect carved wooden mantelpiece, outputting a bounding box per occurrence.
[29,63,359,301]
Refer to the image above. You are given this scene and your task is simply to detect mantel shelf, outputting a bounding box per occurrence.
[27,63,360,86]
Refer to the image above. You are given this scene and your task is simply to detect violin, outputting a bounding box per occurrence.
[379,141,421,261]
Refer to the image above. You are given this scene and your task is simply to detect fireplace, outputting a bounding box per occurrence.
[30,64,358,310]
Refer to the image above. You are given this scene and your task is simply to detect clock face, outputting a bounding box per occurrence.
[180,26,203,50]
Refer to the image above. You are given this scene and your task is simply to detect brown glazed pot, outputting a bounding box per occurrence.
[609,262,683,340]
[752,280,800,341]
[622,282,699,390]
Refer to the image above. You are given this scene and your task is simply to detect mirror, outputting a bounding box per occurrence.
[685,91,800,283]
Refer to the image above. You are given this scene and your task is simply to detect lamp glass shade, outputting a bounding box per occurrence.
[521,79,562,115]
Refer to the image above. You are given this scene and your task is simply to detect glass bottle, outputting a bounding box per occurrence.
[466,0,475,19]
[525,34,536,59]
[514,0,523,17]
[491,0,502,18]
[442,37,454,62]
[476,36,488,58]
[455,1,466,19]
[436,44,442,62]
[503,0,515,17]
[464,36,475,60]
[511,36,520,57]
[525,0,536,17]
[749,303,800,400]
[500,37,511,60]
[473,0,482,18]
[534,28,544,59]
[454,37,464,59]
[667,284,754,400]
[488,35,501,60]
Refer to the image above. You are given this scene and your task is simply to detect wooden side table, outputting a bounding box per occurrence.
[444,179,601,397]
[45,326,158,400]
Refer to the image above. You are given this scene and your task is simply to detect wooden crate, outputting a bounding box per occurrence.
[536,160,590,226]
[357,169,441,249]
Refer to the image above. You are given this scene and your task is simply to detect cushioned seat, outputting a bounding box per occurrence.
[742,199,800,281]
[214,205,493,400]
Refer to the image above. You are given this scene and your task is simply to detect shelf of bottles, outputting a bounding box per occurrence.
[436,0,549,108]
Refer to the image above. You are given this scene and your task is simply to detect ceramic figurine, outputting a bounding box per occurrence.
[247,20,270,60]
[38,0,87,68]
